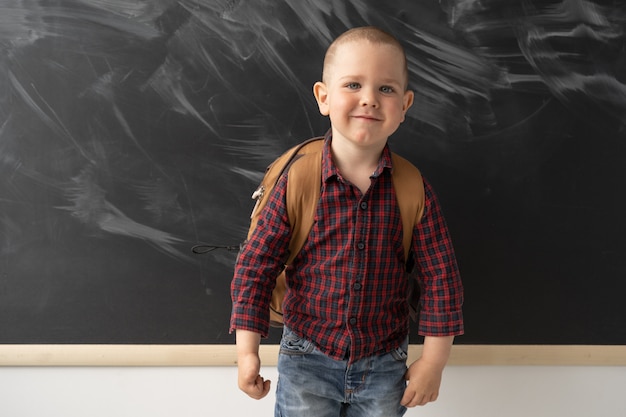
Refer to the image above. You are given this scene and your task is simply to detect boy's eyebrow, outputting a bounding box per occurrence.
[336,75,403,85]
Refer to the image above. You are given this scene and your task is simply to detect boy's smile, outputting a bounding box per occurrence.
[313,40,414,150]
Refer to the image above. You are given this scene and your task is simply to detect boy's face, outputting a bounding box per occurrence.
[313,40,414,149]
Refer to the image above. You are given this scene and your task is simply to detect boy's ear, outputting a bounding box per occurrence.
[400,89,414,122]
[313,81,330,116]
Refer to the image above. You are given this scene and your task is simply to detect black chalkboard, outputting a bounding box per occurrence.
[1,0,625,346]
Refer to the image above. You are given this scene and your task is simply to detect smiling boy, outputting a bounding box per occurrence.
[231,26,464,417]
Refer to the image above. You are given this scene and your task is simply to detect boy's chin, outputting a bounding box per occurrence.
[333,129,390,147]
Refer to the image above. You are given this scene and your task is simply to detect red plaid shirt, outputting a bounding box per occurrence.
[230,135,464,361]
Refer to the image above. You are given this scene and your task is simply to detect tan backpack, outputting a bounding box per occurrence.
[246,137,425,327]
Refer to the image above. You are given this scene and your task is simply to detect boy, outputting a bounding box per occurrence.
[230,26,464,417]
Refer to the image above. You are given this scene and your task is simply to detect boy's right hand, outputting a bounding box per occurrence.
[236,330,271,399]
[237,352,271,399]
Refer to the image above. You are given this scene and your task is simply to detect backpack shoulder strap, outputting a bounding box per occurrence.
[247,136,324,241]
[284,141,324,264]
[390,152,425,262]
[249,137,323,328]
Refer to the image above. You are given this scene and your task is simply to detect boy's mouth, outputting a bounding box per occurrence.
[352,114,381,121]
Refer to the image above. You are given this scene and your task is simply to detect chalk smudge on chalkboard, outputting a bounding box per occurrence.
[519,1,626,126]
[445,0,626,130]
[8,70,96,164]
[59,167,188,261]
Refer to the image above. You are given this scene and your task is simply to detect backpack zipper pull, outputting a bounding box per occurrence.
[251,185,265,201]
[250,185,265,219]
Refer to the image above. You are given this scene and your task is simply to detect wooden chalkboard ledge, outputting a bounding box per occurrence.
[0,345,624,366]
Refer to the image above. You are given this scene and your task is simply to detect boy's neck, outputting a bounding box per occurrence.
[330,133,386,169]
[330,134,387,194]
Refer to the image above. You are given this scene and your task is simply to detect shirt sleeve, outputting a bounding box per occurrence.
[413,177,465,337]
[229,174,292,337]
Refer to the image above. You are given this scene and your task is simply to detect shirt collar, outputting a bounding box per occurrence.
[321,129,393,182]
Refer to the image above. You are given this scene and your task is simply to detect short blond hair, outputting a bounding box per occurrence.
[322,26,409,88]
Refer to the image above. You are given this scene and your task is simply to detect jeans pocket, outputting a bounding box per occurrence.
[279,328,315,355]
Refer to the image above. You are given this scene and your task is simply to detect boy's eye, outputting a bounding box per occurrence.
[380,86,394,93]
[346,82,360,89]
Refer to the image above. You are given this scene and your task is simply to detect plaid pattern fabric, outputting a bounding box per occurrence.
[230,136,463,361]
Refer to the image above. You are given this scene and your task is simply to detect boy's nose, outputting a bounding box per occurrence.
[359,90,379,108]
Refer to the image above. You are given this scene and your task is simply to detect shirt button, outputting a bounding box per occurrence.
[354,282,362,290]
[357,242,365,250]
[360,201,368,210]
[349,317,357,325]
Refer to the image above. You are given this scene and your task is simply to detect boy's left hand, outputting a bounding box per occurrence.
[400,358,444,407]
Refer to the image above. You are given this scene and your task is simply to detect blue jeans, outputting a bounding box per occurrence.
[275,327,408,417]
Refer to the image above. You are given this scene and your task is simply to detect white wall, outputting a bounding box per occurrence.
[1,366,625,416]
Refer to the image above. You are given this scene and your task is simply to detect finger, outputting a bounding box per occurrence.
[261,378,272,396]
[247,376,271,400]
[400,389,417,407]
[255,374,271,392]
[410,392,438,407]
[402,388,433,408]
[254,377,271,399]
[413,395,426,407]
